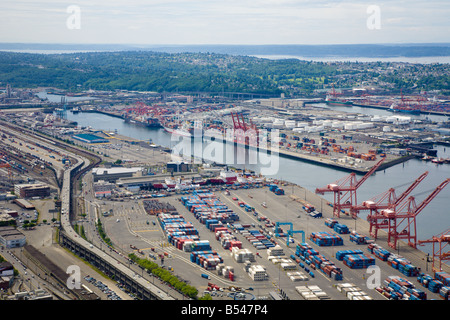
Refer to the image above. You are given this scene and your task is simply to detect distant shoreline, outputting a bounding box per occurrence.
[1,43,450,64]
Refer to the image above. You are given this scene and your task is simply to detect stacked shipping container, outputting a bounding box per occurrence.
[342,254,375,269]
[310,231,344,246]
[377,276,427,300]
[296,243,343,280]
[417,272,450,299]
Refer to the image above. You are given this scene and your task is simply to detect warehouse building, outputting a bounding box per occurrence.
[93,180,115,198]
[72,133,109,144]
[166,161,191,173]
[0,226,26,248]
[14,183,50,199]
[91,167,143,182]
[13,199,35,210]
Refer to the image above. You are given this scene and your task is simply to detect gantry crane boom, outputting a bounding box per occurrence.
[315,158,385,218]
[394,171,430,206]
[418,228,450,272]
[350,171,429,238]
[0,162,12,183]
[384,178,450,250]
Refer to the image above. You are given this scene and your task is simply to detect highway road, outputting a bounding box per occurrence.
[1,121,174,300]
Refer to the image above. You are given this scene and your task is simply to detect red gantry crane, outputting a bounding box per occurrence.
[351,171,429,238]
[230,112,258,146]
[0,162,12,183]
[418,229,450,272]
[381,178,450,250]
[315,158,385,218]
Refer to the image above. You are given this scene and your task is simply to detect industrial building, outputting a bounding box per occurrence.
[93,180,115,198]
[0,193,17,201]
[13,199,35,210]
[0,226,26,248]
[0,213,15,226]
[0,261,14,277]
[14,183,50,199]
[72,133,109,144]
[91,167,143,182]
[0,262,14,290]
[166,161,191,173]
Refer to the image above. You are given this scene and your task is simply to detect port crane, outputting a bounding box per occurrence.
[274,222,305,247]
[418,228,450,272]
[0,162,12,183]
[230,112,257,132]
[315,158,385,218]
[350,171,429,238]
[230,112,259,146]
[381,178,450,250]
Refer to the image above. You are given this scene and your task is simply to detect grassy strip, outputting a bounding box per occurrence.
[96,219,112,247]
[128,253,201,300]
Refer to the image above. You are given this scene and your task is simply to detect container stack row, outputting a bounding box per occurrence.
[215,229,242,250]
[435,271,450,287]
[333,223,349,234]
[417,272,450,299]
[377,275,427,300]
[310,231,344,246]
[336,283,373,300]
[335,249,364,261]
[372,247,391,261]
[342,254,375,269]
[268,183,285,195]
[287,271,309,282]
[158,212,201,250]
[190,250,223,270]
[368,243,420,277]
[239,228,276,250]
[217,264,235,281]
[181,190,240,224]
[438,286,450,300]
[389,257,420,277]
[296,285,330,300]
[296,243,343,280]
[349,232,372,245]
[324,218,337,228]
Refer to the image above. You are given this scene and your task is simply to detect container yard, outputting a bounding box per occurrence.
[94,174,450,300]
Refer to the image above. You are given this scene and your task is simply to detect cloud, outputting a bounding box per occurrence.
[0,0,449,44]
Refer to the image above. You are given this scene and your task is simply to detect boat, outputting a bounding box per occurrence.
[203,127,225,141]
[387,103,421,115]
[431,157,444,164]
[124,115,161,128]
[72,106,80,113]
[325,95,353,106]
[421,154,433,161]
[163,119,204,138]
[164,126,192,137]
[325,86,353,106]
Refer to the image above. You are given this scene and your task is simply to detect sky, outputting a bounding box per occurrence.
[0,0,449,45]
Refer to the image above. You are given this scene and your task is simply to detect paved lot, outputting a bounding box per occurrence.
[92,182,447,300]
